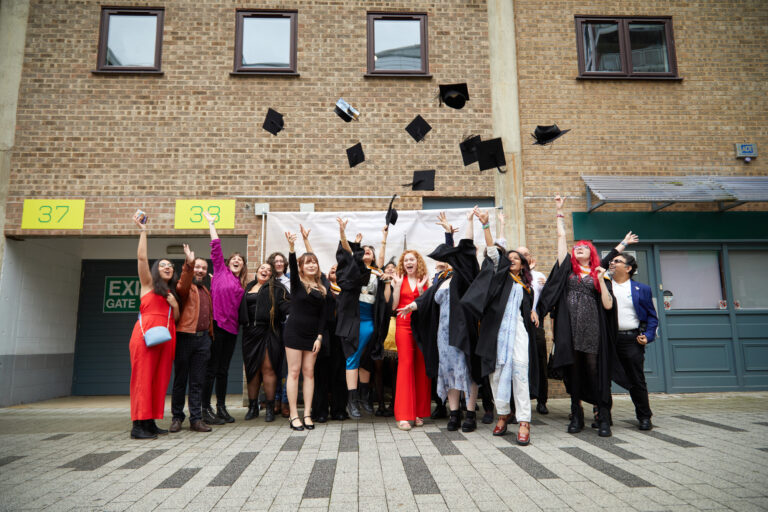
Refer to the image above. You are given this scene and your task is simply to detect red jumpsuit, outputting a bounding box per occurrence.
[394,278,431,421]
[129,292,176,420]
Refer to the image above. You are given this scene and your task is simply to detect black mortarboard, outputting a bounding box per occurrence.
[262,108,284,136]
[459,135,482,166]
[386,194,398,226]
[334,98,360,122]
[476,138,506,173]
[439,83,469,109]
[402,170,435,191]
[346,142,365,167]
[531,124,571,145]
[405,115,432,142]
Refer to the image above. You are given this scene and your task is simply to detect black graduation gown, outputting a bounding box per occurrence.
[411,239,480,382]
[460,250,540,399]
[239,279,289,382]
[335,242,391,360]
[535,253,629,406]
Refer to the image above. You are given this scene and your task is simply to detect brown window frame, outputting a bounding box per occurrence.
[94,7,164,74]
[366,12,430,77]
[575,15,680,80]
[232,9,298,76]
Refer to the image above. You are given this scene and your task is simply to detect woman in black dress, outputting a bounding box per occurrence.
[240,262,289,422]
[283,231,328,431]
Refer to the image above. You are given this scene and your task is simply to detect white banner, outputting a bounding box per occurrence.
[264,208,497,275]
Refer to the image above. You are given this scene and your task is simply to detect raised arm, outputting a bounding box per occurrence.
[615,231,638,254]
[597,266,613,310]
[176,243,195,300]
[475,207,494,248]
[464,207,475,240]
[286,232,301,292]
[435,211,458,247]
[555,195,567,264]
[300,224,314,254]
[134,212,153,294]
[337,217,352,254]
[377,226,388,268]
[203,210,219,241]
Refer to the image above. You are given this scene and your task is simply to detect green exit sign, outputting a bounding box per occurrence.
[103,276,141,313]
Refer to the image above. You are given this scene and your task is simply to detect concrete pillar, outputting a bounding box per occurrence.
[0,0,30,288]
[487,0,525,247]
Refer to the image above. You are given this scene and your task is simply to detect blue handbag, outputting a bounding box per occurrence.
[139,306,173,347]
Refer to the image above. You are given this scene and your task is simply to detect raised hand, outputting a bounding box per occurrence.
[622,231,639,246]
[300,224,311,239]
[475,208,490,226]
[354,233,363,244]
[435,212,453,233]
[417,274,429,293]
[202,210,215,224]
[183,243,194,264]
[466,206,477,221]
[336,217,348,231]
[133,211,147,230]
[555,195,565,210]
[497,210,505,226]
[382,225,389,240]
[285,231,297,246]
[392,273,403,288]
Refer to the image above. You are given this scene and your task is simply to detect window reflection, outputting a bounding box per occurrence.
[242,17,291,68]
[374,19,422,70]
[629,23,669,73]
[582,22,620,72]
[728,251,768,309]
[106,15,157,67]
[660,251,725,310]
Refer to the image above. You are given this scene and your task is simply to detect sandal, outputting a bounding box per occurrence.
[397,421,412,431]
[517,421,530,446]
[289,417,304,431]
[303,416,315,430]
[414,417,424,427]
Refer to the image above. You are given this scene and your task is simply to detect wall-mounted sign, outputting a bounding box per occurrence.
[103,276,141,313]
[21,199,85,230]
[735,143,757,158]
[174,200,235,230]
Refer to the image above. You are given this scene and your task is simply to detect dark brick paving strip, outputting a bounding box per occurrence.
[758,448,768,453]
[624,423,701,448]
[401,456,440,495]
[339,429,358,452]
[208,452,259,487]
[281,436,305,452]
[438,427,466,440]
[499,447,558,480]
[576,434,644,460]
[754,422,768,427]
[561,447,653,488]
[0,456,25,468]
[157,468,201,489]
[60,451,128,471]
[427,432,461,455]
[119,449,167,469]
[43,434,72,441]
[302,459,337,499]
[674,415,746,432]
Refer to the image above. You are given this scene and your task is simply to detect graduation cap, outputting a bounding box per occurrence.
[531,124,571,145]
[262,108,284,136]
[459,135,482,166]
[402,170,435,191]
[405,115,432,142]
[439,83,469,109]
[386,194,398,226]
[346,142,365,167]
[476,138,506,173]
[334,98,360,122]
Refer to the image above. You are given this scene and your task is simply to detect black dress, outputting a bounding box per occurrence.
[283,252,328,351]
[239,279,289,382]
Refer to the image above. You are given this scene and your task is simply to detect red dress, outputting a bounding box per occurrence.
[129,292,176,421]
[394,278,431,421]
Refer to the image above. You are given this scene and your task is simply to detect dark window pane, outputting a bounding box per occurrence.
[582,22,620,72]
[374,19,422,70]
[242,17,291,68]
[106,15,157,67]
[629,23,669,72]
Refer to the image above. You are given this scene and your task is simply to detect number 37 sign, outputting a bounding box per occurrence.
[21,199,86,229]
[174,200,236,230]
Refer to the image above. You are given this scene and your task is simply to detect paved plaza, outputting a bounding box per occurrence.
[0,392,767,511]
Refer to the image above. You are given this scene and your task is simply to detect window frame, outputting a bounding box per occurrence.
[574,15,679,80]
[95,6,165,74]
[366,12,430,77]
[232,9,299,76]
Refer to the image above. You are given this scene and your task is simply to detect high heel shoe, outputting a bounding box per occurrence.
[289,417,304,431]
[516,421,530,446]
[303,416,315,430]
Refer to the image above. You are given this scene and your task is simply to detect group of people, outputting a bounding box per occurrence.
[128,196,658,446]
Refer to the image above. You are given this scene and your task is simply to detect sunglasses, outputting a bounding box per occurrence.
[611,258,627,265]
[158,261,174,269]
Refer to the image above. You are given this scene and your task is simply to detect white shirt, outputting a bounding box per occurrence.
[277,274,291,293]
[530,270,546,311]
[612,279,640,330]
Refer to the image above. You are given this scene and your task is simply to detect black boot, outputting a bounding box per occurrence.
[264,400,276,423]
[217,404,235,423]
[347,389,362,419]
[462,410,477,432]
[567,403,584,434]
[431,401,447,419]
[446,409,462,431]
[203,405,225,425]
[130,420,157,440]
[358,383,374,414]
[597,406,612,437]
[244,399,259,420]
[145,419,168,435]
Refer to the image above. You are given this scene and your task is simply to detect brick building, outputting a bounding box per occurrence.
[0,0,766,405]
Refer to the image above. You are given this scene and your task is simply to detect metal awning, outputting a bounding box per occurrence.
[582,175,768,212]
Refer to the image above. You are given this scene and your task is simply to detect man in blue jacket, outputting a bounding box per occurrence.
[609,253,659,430]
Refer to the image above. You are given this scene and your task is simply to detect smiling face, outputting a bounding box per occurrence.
[383,263,396,279]
[300,254,319,277]
[508,252,522,275]
[403,253,417,276]
[193,258,208,284]
[272,255,286,275]
[256,263,272,284]
[157,259,174,282]
[363,246,375,266]
[228,254,244,274]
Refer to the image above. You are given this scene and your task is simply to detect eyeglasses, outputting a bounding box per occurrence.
[158,262,174,269]
[610,258,627,265]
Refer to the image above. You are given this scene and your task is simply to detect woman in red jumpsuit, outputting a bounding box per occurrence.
[129,211,180,439]
[392,250,430,430]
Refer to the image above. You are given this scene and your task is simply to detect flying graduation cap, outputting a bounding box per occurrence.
[334,98,360,122]
[262,108,284,136]
[439,83,469,109]
[405,115,432,142]
[402,170,435,191]
[459,135,482,166]
[346,142,365,167]
[386,194,398,226]
[476,138,506,173]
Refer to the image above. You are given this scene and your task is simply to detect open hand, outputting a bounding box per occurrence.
[474,207,490,225]
[336,217,348,230]
[467,206,477,221]
[300,224,311,239]
[497,210,505,225]
[354,233,363,244]
[396,302,417,318]
[555,195,565,210]
[202,210,215,225]
[392,273,403,288]
[622,231,639,246]
[183,243,194,264]
[417,275,429,292]
[285,232,297,245]
[436,212,453,233]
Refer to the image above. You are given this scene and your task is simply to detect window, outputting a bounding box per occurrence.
[659,251,725,310]
[233,10,298,75]
[367,13,429,76]
[95,7,164,73]
[575,16,678,79]
[728,251,768,310]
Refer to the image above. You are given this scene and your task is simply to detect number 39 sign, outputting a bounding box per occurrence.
[21,199,86,229]
[174,200,236,230]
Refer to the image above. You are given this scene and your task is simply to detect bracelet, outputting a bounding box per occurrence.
[556,214,565,218]
[381,241,386,245]
[482,223,490,230]
[620,241,627,247]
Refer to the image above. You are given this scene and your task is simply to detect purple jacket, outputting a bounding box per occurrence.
[210,238,244,335]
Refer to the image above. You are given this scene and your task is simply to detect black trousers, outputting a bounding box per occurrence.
[329,336,349,416]
[172,332,211,423]
[616,332,652,420]
[203,322,238,408]
[312,350,331,417]
[534,326,548,404]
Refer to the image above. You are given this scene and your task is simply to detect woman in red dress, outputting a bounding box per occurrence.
[129,211,180,439]
[392,250,430,430]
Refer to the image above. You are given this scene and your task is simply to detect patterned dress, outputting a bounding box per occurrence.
[434,286,471,401]
[566,274,599,354]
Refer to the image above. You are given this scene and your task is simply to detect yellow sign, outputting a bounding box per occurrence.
[21,199,85,230]
[175,200,236,230]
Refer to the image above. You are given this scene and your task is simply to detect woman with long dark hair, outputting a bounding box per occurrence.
[128,211,180,439]
[240,262,289,422]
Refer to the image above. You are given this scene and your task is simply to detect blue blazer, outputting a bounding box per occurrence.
[630,280,659,343]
